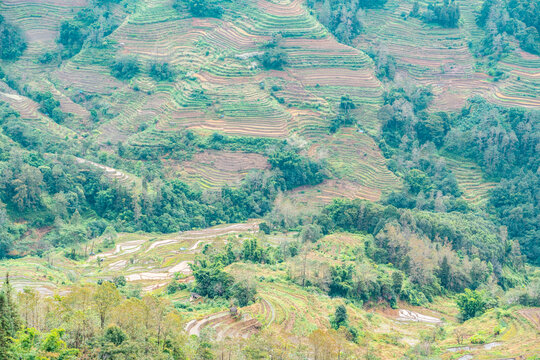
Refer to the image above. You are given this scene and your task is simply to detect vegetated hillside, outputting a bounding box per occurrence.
[0,0,539,359]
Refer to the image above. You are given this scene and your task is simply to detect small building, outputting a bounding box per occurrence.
[190,292,202,302]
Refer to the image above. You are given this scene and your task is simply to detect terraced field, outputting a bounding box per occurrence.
[446,157,496,206]
[356,0,540,111]
[0,221,260,295]
[0,0,395,206]
[169,150,269,189]
[289,128,402,205]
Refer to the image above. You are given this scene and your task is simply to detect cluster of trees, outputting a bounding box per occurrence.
[29,91,69,124]
[476,0,539,56]
[330,95,357,133]
[366,46,397,81]
[443,98,539,264]
[421,0,460,28]
[111,57,179,82]
[377,86,467,211]
[260,35,288,70]
[149,61,178,82]
[110,55,140,80]
[307,0,386,44]
[57,3,119,59]
[174,0,224,18]
[260,195,519,307]
[377,91,538,264]
[0,15,26,60]
[317,199,523,294]
[0,276,192,360]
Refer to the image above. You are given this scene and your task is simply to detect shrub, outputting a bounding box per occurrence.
[149,61,177,81]
[261,48,288,70]
[110,56,140,80]
[300,224,323,243]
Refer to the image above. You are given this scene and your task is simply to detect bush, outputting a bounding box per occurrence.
[110,56,140,80]
[300,224,323,243]
[149,61,177,81]
[261,48,288,70]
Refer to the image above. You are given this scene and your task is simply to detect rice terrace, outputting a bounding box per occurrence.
[0,0,538,359]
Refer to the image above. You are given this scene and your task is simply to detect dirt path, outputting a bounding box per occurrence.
[261,298,275,326]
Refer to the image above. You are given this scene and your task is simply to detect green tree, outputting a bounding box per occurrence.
[405,169,432,195]
[331,304,348,329]
[0,274,21,360]
[391,271,404,296]
[300,224,323,243]
[438,255,451,289]
[190,259,233,298]
[456,289,487,321]
[94,282,121,329]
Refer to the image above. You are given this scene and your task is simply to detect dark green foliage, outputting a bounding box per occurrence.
[261,48,288,70]
[476,0,540,55]
[320,198,504,266]
[438,256,451,289]
[331,304,348,329]
[56,3,119,58]
[149,61,177,82]
[230,281,257,307]
[29,91,68,124]
[456,289,487,321]
[104,326,126,346]
[259,222,271,234]
[423,0,460,28]
[0,275,21,360]
[404,169,432,195]
[329,264,354,297]
[0,210,15,259]
[268,149,326,190]
[175,0,224,18]
[190,259,233,298]
[330,95,356,132]
[308,0,386,44]
[0,15,27,60]
[58,21,85,57]
[443,98,539,264]
[391,271,404,296]
[110,56,140,80]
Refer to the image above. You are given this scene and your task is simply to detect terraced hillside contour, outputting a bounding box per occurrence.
[0,0,403,204]
[356,0,540,110]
